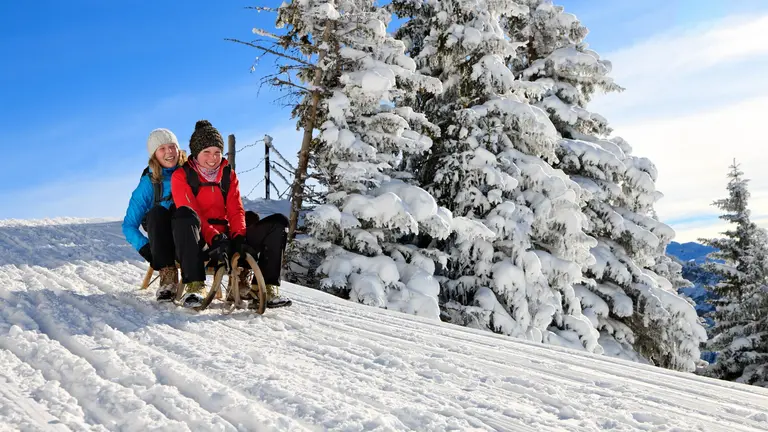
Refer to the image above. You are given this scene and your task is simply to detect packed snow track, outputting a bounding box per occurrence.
[1,218,768,431]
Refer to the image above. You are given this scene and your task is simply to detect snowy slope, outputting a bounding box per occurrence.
[1,218,768,432]
[242,198,292,219]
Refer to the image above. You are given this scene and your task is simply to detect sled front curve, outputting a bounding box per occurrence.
[139,254,265,315]
[229,252,267,315]
[195,265,227,310]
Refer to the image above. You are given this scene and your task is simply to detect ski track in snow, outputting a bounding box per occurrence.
[1,219,768,431]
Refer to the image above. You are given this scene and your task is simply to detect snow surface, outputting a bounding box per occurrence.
[2,217,768,431]
[242,198,292,219]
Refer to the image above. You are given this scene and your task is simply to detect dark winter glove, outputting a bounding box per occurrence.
[209,233,230,261]
[138,244,153,264]
[231,235,246,257]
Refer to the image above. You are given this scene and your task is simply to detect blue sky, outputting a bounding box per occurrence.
[1,1,284,186]
[2,0,768,242]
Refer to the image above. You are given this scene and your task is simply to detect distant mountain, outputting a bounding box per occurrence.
[667,241,720,363]
[679,262,718,318]
[666,240,719,322]
[666,241,719,318]
[666,241,717,264]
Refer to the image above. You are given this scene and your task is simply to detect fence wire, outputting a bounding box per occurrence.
[246,178,266,198]
[237,136,296,200]
[237,157,266,175]
[236,138,265,153]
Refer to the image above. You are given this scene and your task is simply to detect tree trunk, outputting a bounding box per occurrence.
[288,22,334,241]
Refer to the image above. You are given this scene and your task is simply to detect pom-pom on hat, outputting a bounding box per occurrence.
[189,120,224,158]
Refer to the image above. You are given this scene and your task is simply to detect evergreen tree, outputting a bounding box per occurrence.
[233,0,345,284]
[504,0,706,370]
[294,0,453,318]
[241,0,451,318]
[392,0,601,351]
[701,161,768,386]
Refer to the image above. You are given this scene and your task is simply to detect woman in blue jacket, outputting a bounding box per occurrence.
[122,128,187,301]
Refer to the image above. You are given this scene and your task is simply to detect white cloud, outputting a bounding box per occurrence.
[590,13,768,243]
[671,214,768,246]
[605,14,768,81]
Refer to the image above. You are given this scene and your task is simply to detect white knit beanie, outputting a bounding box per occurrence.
[146,128,179,157]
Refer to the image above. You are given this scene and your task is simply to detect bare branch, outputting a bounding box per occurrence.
[278,65,308,73]
[245,6,277,12]
[270,181,282,196]
[226,38,315,66]
[266,144,298,171]
[246,178,266,198]
[272,92,303,109]
[270,163,292,184]
[270,78,312,93]
[279,184,292,199]
[252,28,281,41]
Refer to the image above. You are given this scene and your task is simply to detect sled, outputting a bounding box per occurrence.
[139,249,266,315]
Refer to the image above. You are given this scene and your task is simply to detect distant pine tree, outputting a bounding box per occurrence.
[700,161,768,387]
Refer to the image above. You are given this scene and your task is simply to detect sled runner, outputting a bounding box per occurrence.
[139,247,266,314]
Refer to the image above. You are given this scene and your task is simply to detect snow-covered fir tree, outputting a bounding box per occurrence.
[392,0,601,351]
[504,0,706,371]
[273,0,457,319]
[241,0,345,286]
[700,161,768,386]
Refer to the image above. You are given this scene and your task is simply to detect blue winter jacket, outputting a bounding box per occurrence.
[122,166,177,251]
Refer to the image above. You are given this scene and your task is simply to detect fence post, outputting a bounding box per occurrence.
[227,134,236,171]
[264,134,272,200]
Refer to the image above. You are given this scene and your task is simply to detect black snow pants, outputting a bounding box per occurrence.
[172,206,207,284]
[244,212,289,286]
[172,207,288,285]
[142,206,177,271]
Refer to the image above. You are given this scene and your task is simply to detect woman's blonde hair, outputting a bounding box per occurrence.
[147,148,188,184]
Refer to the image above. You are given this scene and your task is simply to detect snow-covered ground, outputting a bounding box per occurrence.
[242,198,292,220]
[1,218,768,432]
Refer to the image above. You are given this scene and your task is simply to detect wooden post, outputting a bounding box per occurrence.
[227,134,236,171]
[264,135,272,200]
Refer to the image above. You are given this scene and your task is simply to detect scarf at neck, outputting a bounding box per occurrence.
[191,159,221,183]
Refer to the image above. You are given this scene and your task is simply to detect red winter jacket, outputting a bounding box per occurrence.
[171,159,246,245]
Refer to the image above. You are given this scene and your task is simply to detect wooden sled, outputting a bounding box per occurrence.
[139,251,266,315]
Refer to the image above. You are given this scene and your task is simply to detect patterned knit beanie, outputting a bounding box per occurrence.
[189,120,224,158]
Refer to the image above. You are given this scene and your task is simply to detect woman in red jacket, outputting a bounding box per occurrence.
[171,120,292,309]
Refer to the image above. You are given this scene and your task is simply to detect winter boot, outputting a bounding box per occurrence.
[180,281,206,308]
[155,267,178,302]
[227,268,254,302]
[265,284,292,308]
[246,280,271,310]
